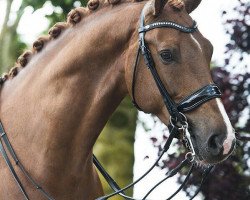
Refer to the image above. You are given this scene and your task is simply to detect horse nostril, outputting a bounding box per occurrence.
[207,134,224,156]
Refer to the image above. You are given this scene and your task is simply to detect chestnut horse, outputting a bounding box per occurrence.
[0,0,235,199]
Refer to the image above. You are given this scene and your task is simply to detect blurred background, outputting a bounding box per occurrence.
[0,0,249,200]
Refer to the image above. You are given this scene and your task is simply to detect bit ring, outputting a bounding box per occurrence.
[170,112,188,129]
[185,152,195,162]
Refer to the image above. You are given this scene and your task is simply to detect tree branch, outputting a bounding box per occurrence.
[0,0,14,40]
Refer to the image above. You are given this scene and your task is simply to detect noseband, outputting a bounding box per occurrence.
[0,5,222,200]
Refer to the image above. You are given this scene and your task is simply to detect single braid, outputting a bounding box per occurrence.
[88,0,100,11]
[17,51,32,67]
[33,36,50,52]
[49,22,68,39]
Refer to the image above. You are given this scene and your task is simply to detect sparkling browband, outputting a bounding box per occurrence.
[139,20,198,33]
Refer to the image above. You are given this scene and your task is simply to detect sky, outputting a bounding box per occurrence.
[0,0,247,200]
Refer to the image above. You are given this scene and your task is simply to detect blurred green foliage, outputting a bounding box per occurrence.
[94,97,137,199]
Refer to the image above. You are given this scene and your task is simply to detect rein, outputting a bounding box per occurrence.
[0,123,54,200]
[0,4,221,200]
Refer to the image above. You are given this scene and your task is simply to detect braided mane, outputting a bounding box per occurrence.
[0,0,183,84]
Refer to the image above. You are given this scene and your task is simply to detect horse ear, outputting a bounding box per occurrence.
[151,0,169,16]
[183,0,202,13]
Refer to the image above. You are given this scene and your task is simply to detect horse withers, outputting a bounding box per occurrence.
[0,0,235,199]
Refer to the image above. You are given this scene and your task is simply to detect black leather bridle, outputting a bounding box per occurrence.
[132,7,221,122]
[0,4,222,200]
[95,5,222,200]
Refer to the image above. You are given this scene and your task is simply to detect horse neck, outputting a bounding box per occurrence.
[0,3,142,170]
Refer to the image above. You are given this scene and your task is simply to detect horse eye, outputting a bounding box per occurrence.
[160,50,173,63]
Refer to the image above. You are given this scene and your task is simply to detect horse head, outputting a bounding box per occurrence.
[126,0,236,165]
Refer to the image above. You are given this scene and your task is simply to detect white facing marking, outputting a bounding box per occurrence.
[190,34,202,51]
[216,99,236,155]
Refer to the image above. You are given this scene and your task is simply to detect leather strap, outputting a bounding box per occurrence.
[139,37,182,121]
[139,20,197,34]
[190,165,214,200]
[166,164,194,200]
[177,84,222,112]
[131,46,143,111]
[0,122,54,200]
[0,126,30,200]
[142,158,191,199]
[95,123,178,200]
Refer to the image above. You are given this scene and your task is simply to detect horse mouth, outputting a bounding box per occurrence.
[192,138,236,166]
